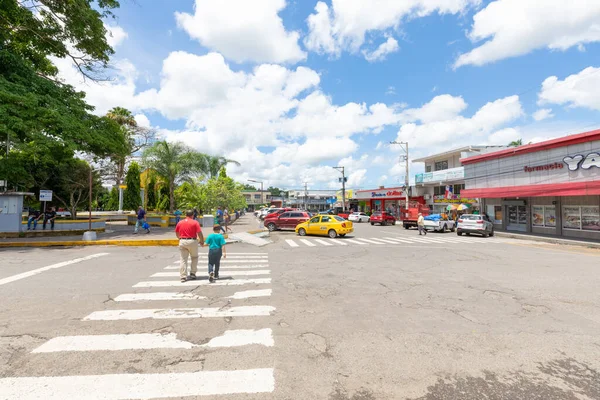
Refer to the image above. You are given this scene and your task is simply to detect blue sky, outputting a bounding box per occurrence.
[56,0,600,189]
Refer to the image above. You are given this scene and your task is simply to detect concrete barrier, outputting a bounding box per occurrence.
[21,218,106,231]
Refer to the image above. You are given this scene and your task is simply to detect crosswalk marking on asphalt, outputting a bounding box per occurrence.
[299,238,316,247]
[150,270,271,278]
[197,255,269,259]
[229,289,272,299]
[133,278,272,287]
[83,306,276,321]
[0,368,275,399]
[191,259,269,264]
[33,329,274,353]
[342,238,367,245]
[285,239,299,247]
[328,239,347,245]
[165,264,269,270]
[114,292,207,301]
[370,237,398,244]
[313,239,333,246]
[354,238,383,244]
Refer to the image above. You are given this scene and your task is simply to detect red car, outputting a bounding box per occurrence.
[265,211,311,231]
[264,208,295,220]
[370,211,396,226]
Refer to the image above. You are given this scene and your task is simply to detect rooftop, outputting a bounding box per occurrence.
[412,145,506,163]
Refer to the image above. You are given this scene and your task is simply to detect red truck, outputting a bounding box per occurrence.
[400,202,431,229]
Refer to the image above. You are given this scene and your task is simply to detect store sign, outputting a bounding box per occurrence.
[371,190,404,198]
[563,153,600,171]
[433,195,478,204]
[523,162,564,173]
[415,167,465,184]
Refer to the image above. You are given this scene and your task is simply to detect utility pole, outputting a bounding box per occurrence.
[304,182,308,211]
[3,133,9,191]
[390,141,409,213]
[333,166,347,212]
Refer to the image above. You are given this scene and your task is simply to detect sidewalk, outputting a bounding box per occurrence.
[0,214,262,248]
[494,231,600,249]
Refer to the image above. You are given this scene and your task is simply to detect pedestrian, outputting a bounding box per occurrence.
[175,210,204,283]
[174,209,183,225]
[27,209,40,230]
[42,207,57,230]
[193,208,198,221]
[205,224,227,283]
[224,209,232,232]
[134,206,149,234]
[216,206,226,233]
[417,212,427,235]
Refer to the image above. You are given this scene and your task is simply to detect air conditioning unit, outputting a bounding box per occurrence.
[423,194,431,200]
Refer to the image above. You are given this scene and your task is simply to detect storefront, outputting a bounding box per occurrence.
[461,129,600,240]
[431,194,479,214]
[355,187,425,218]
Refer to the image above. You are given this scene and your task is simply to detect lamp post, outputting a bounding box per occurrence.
[333,166,346,212]
[248,179,263,207]
[390,141,409,212]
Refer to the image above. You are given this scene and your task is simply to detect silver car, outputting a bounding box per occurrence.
[456,214,494,237]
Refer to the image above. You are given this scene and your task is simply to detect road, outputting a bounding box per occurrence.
[0,222,599,399]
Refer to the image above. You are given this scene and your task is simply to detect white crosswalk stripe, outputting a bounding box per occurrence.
[283,235,505,247]
[285,239,299,247]
[299,239,316,247]
[342,238,367,245]
[313,239,334,246]
[0,253,277,399]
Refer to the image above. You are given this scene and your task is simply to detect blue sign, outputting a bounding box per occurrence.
[326,198,336,204]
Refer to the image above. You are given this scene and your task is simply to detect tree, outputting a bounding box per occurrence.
[206,155,240,178]
[147,177,157,210]
[107,186,119,211]
[267,186,284,197]
[123,161,141,210]
[508,139,523,147]
[241,183,258,191]
[142,141,208,212]
[52,160,102,218]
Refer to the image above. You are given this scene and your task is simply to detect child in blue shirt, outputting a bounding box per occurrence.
[205,225,227,282]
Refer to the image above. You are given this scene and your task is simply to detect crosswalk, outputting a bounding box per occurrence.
[284,235,506,248]
[0,252,276,399]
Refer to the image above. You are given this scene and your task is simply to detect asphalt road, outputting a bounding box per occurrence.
[1,222,599,399]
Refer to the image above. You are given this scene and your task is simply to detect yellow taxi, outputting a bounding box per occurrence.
[295,215,353,238]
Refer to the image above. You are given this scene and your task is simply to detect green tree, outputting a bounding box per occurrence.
[52,160,102,218]
[107,186,119,211]
[142,141,208,212]
[123,161,141,210]
[156,185,170,212]
[147,177,157,210]
[267,186,284,197]
[508,139,523,147]
[241,183,258,191]
[206,155,240,178]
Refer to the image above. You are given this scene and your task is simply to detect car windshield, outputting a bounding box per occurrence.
[334,216,345,222]
[373,212,382,216]
[461,215,480,220]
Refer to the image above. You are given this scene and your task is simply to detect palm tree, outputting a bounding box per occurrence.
[508,139,523,147]
[206,156,240,178]
[106,107,137,185]
[142,140,208,212]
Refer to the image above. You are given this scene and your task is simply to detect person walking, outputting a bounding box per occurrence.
[134,206,149,234]
[417,212,427,236]
[216,206,226,234]
[174,209,183,225]
[205,224,227,282]
[175,210,205,283]
[193,208,198,221]
[42,207,57,230]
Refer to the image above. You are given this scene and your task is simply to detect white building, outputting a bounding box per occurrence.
[413,146,506,213]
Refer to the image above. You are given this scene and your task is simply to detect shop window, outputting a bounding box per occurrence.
[486,205,502,224]
[532,206,556,228]
[433,186,445,196]
[434,160,448,171]
[563,206,600,231]
[453,184,465,195]
[425,165,432,172]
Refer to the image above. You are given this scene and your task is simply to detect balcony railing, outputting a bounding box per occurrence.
[415,166,464,184]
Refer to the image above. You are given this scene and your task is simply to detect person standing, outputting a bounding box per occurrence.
[175,210,204,283]
[42,207,57,230]
[193,208,198,221]
[417,212,427,236]
[205,225,227,282]
[134,206,149,234]
[27,209,40,230]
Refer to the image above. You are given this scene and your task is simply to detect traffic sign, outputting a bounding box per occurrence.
[39,190,53,202]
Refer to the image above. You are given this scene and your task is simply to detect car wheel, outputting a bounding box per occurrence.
[339,234,346,237]
[457,231,462,236]
[370,222,375,226]
[450,226,456,232]
[482,232,489,238]
[267,223,277,232]
[328,229,337,239]
[404,225,409,230]
[298,228,306,236]
[489,229,494,237]
[442,224,447,233]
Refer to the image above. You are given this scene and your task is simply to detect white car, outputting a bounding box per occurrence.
[348,212,370,223]
[456,214,494,237]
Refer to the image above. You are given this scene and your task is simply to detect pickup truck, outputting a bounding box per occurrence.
[370,211,396,226]
[424,219,455,232]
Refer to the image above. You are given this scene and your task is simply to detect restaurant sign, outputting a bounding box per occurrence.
[433,195,478,204]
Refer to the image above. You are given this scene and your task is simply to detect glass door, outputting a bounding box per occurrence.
[507,205,527,231]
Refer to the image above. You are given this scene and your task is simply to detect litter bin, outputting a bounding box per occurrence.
[202,215,214,229]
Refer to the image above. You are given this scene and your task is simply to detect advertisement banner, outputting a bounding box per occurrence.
[433,195,478,204]
[581,206,600,231]
[563,206,581,229]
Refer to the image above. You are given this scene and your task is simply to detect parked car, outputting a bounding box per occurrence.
[370,211,396,226]
[348,212,370,223]
[319,208,350,219]
[264,211,311,232]
[259,208,280,219]
[264,208,295,220]
[456,214,494,237]
[295,215,353,238]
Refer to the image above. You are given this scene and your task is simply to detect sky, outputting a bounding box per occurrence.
[54,0,600,190]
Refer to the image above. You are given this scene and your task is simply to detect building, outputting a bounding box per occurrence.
[413,146,506,213]
[460,129,600,240]
[335,189,357,211]
[286,190,337,212]
[242,191,272,211]
[354,186,425,218]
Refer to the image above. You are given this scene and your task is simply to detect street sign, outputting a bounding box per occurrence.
[119,185,127,189]
[39,190,53,202]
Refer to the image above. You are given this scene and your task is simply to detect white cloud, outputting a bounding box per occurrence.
[538,66,600,111]
[455,0,600,68]
[532,108,554,121]
[386,86,396,95]
[363,37,399,62]
[371,155,388,166]
[395,95,524,148]
[486,127,521,145]
[175,0,306,64]
[134,114,151,128]
[305,0,479,60]
[104,24,128,48]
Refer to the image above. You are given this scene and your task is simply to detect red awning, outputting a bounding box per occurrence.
[461,180,600,199]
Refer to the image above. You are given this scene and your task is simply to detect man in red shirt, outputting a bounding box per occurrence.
[175,210,205,282]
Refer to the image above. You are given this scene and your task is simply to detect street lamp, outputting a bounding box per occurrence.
[248,179,264,206]
[333,166,347,212]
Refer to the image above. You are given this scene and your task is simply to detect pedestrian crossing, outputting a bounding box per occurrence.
[0,252,276,399]
[283,235,505,248]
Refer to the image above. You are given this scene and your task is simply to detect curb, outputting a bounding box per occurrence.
[0,237,243,248]
[495,231,600,249]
